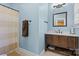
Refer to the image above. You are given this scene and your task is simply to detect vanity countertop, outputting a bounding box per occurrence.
[45,32,79,37]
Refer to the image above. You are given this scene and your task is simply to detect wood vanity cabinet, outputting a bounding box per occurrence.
[46,35,53,45]
[68,37,78,49]
[45,35,58,47]
[45,34,78,51]
[58,36,68,48]
[51,35,58,46]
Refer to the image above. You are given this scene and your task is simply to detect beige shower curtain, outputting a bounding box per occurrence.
[0,5,19,54]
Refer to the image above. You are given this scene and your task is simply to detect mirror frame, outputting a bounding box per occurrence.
[53,12,67,27]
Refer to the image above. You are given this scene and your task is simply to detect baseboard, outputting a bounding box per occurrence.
[16,48,39,56]
[16,48,45,56]
[39,49,45,56]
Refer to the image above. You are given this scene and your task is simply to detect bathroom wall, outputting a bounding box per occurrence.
[48,3,74,33]
[18,3,48,54]
[18,4,40,54]
[38,3,48,54]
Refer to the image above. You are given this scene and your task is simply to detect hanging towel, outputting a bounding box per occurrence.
[22,20,28,37]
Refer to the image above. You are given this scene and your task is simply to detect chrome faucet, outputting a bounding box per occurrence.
[57,29,62,33]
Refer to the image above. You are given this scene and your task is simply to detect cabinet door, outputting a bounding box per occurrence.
[52,35,59,46]
[58,36,68,48]
[68,37,78,49]
[45,35,53,45]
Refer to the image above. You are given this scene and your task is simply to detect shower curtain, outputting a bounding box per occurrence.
[0,5,19,54]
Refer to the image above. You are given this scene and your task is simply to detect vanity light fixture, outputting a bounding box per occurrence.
[51,3,66,8]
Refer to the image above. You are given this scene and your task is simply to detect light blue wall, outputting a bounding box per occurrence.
[48,3,75,33]
[18,4,40,54]
[18,3,48,54]
[18,3,49,54]
[38,3,48,54]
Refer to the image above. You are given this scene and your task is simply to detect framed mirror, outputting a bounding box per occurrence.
[53,12,67,27]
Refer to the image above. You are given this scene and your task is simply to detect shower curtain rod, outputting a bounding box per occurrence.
[0,4,19,12]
